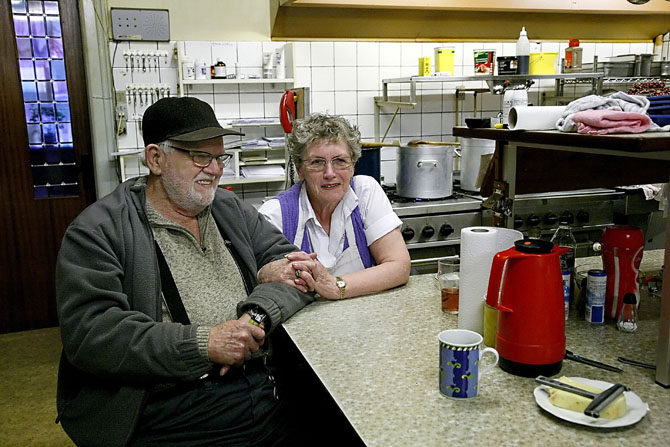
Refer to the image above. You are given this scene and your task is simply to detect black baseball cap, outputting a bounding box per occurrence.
[142,97,243,146]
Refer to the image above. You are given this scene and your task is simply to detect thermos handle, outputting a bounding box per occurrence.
[486,250,524,313]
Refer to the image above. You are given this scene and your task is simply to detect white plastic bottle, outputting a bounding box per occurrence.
[516,27,530,75]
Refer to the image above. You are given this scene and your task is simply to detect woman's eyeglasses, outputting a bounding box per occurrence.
[302,157,353,172]
[166,145,232,168]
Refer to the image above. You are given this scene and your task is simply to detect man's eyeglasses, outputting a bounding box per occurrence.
[302,157,353,172]
[166,145,232,168]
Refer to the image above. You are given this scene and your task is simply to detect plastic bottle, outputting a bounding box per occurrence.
[516,27,530,75]
[551,218,577,310]
[617,293,638,333]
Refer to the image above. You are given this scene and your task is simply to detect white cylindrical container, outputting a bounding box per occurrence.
[181,58,195,80]
[459,138,496,192]
[503,89,528,125]
[195,59,209,80]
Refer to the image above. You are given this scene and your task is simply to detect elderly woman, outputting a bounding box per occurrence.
[259,113,410,300]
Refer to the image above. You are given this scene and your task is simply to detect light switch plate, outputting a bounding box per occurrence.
[111,8,170,42]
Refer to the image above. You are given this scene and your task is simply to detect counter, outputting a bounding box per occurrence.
[283,252,668,447]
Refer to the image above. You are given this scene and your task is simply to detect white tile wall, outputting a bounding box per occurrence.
[111,39,654,198]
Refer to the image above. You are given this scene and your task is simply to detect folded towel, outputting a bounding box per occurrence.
[556,92,650,132]
[572,110,651,135]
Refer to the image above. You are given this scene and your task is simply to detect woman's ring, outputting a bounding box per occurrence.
[295,269,302,278]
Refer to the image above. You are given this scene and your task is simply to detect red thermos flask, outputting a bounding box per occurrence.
[601,225,644,320]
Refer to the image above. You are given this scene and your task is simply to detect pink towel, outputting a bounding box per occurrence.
[572,109,651,135]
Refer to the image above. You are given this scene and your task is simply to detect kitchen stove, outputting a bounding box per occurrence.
[385,186,483,274]
[388,184,634,275]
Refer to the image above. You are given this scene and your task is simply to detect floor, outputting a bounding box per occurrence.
[0,325,363,447]
[0,327,74,447]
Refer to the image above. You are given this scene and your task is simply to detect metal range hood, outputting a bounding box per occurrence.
[272,1,670,41]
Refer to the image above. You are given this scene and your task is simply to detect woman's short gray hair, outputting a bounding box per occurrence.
[287,113,361,164]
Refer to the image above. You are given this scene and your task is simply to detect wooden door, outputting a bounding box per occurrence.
[0,0,96,333]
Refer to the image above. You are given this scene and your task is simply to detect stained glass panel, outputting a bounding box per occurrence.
[40,103,55,122]
[37,81,52,101]
[19,59,35,80]
[13,1,78,197]
[32,38,48,58]
[12,0,27,13]
[29,15,45,36]
[25,103,40,123]
[22,81,37,102]
[45,16,60,37]
[35,59,50,79]
[50,59,65,80]
[43,1,58,14]
[16,38,32,58]
[48,38,63,58]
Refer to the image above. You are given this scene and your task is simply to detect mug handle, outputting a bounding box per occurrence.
[479,347,499,378]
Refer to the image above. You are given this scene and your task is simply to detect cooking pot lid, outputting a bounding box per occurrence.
[514,238,554,254]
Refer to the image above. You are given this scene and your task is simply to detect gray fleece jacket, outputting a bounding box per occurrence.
[55,178,314,447]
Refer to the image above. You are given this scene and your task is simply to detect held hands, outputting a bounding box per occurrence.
[258,251,317,293]
[207,315,266,376]
[285,253,341,300]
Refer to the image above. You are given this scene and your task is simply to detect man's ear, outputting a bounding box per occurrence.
[145,144,164,175]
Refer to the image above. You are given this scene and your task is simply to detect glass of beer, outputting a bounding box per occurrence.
[438,258,459,314]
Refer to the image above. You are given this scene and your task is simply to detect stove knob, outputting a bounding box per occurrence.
[401,227,415,241]
[577,210,590,223]
[439,224,454,237]
[513,215,524,229]
[543,213,558,226]
[422,226,435,238]
[526,214,540,227]
[560,212,574,225]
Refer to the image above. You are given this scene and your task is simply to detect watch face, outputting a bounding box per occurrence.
[336,279,345,288]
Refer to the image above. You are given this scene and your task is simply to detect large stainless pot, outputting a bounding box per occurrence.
[396,143,454,199]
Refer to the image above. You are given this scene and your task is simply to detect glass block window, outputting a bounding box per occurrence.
[12,0,78,198]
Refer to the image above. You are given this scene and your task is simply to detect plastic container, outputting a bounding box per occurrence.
[529,52,558,74]
[604,62,634,77]
[516,27,530,75]
[474,50,495,75]
[551,219,577,307]
[459,138,495,192]
[497,56,518,75]
[565,38,582,70]
[502,89,528,125]
[435,47,455,75]
[181,57,195,80]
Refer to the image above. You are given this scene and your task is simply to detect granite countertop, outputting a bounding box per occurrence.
[283,250,668,447]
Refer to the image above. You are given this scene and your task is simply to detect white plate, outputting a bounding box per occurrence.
[533,377,649,428]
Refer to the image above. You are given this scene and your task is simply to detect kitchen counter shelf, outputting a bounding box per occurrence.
[218,176,285,185]
[374,73,604,142]
[182,78,294,85]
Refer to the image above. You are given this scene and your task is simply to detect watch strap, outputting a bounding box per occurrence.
[336,276,346,300]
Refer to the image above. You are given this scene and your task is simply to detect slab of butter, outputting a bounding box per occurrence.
[548,376,627,419]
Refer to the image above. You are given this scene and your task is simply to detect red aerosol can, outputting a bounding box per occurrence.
[601,225,644,320]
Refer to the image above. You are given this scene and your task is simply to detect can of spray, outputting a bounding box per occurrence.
[562,270,570,320]
[586,269,607,324]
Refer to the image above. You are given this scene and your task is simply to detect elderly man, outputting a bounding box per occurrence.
[55,97,314,446]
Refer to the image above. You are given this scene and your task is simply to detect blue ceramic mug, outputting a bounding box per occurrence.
[438,329,499,398]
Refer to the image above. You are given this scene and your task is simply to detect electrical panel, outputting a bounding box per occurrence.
[111,8,170,42]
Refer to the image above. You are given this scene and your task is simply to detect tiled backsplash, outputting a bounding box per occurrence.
[110,39,653,203]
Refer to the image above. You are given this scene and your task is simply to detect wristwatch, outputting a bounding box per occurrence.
[335,276,346,300]
[247,305,269,329]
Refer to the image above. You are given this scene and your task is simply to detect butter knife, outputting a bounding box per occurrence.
[565,350,624,373]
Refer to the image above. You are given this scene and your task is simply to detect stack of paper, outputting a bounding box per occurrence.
[240,165,285,178]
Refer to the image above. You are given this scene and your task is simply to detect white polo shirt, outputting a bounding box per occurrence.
[258,175,401,270]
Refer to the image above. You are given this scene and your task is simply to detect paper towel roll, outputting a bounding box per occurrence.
[458,227,523,335]
[508,106,566,130]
